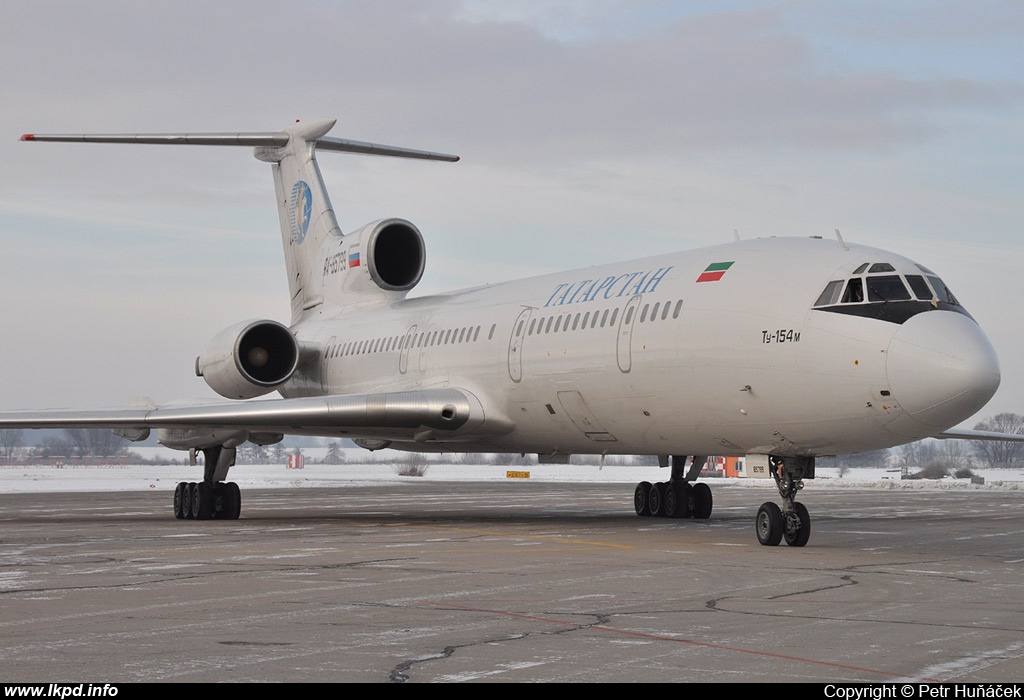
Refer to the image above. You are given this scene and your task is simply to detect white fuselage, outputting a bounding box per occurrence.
[280,236,1001,458]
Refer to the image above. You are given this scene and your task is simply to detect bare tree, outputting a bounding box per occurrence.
[972,413,1024,468]
[0,429,23,460]
[821,448,891,471]
[894,441,935,472]
[396,452,429,477]
[237,442,269,464]
[935,440,972,474]
[271,443,286,464]
[902,440,974,479]
[60,429,127,458]
[322,441,346,464]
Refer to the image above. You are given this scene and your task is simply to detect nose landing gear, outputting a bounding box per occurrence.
[756,456,813,547]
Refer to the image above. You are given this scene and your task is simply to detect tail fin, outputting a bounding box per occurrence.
[255,119,344,319]
[21,120,458,321]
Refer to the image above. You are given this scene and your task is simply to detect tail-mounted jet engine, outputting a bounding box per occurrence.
[196,320,299,399]
[332,218,426,297]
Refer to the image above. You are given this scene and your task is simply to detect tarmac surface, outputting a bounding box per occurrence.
[1,480,1023,683]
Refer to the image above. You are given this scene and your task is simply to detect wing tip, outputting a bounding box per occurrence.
[19,133,35,141]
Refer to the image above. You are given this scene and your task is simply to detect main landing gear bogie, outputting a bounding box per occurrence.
[173,480,242,521]
[634,456,714,521]
[635,479,713,519]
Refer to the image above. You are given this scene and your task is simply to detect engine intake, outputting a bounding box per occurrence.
[196,320,299,399]
[367,220,425,292]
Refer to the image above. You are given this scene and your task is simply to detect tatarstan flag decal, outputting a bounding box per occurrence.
[696,261,734,283]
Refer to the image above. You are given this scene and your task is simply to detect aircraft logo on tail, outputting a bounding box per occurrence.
[289,180,312,243]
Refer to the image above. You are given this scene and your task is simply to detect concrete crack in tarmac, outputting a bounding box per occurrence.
[420,599,937,681]
[390,605,612,682]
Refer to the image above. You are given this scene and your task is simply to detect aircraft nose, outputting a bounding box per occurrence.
[886,311,1000,430]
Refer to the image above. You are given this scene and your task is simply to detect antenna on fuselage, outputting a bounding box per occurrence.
[733,228,741,242]
[834,228,849,251]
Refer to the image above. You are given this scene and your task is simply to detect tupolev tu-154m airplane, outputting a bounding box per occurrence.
[4,118,1021,547]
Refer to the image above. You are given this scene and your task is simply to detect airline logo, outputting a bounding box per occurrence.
[543,266,673,307]
[696,261,734,283]
[289,180,313,244]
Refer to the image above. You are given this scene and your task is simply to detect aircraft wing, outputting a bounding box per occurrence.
[0,388,506,445]
[934,428,1024,442]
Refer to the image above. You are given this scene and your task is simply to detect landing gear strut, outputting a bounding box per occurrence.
[755,456,812,547]
[634,455,713,520]
[172,445,242,520]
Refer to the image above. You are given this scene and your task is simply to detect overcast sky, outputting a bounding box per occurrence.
[0,1,1021,425]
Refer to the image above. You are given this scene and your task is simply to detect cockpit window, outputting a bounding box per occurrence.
[814,280,843,307]
[813,260,971,323]
[841,278,864,303]
[865,275,911,302]
[927,276,960,305]
[905,275,933,301]
[813,261,964,317]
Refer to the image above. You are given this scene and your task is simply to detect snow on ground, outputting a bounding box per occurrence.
[0,447,1021,494]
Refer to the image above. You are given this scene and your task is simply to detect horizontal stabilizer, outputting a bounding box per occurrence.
[20,132,289,147]
[315,136,459,161]
[20,126,459,162]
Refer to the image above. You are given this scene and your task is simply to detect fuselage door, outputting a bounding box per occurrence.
[321,335,337,393]
[557,390,617,442]
[617,295,642,373]
[507,307,532,383]
[399,324,417,375]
